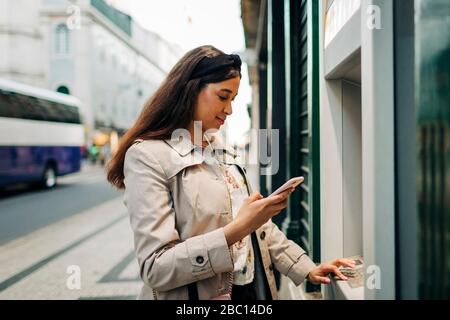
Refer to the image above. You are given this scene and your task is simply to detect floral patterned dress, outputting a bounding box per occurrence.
[221,164,255,285]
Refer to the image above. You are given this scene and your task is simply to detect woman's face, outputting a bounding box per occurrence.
[193,76,240,133]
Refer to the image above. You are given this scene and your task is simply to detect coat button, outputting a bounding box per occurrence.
[260,231,266,240]
[242,266,247,274]
[269,264,273,271]
[196,256,204,264]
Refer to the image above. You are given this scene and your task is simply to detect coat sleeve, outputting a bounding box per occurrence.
[263,220,317,285]
[123,143,234,292]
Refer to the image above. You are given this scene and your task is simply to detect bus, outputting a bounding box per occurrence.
[0,78,84,189]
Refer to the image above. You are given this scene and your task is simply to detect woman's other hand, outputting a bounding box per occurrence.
[306,259,357,285]
[223,189,294,246]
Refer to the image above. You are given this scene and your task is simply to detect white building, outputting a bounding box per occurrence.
[0,0,183,143]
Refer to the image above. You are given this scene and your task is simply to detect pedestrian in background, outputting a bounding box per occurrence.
[88,144,99,165]
[100,143,111,166]
[106,45,355,300]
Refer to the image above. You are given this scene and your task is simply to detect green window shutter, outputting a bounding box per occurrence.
[298,0,320,263]
[298,0,311,255]
[297,1,312,255]
[286,0,320,264]
[416,0,450,299]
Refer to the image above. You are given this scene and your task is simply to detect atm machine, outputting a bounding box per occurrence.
[325,256,364,300]
[319,0,396,300]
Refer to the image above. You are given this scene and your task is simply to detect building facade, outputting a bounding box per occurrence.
[242,0,450,300]
[0,0,183,143]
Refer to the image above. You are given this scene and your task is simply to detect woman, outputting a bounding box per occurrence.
[107,45,355,300]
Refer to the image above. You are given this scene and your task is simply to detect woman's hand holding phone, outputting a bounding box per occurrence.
[224,188,295,246]
[224,177,304,245]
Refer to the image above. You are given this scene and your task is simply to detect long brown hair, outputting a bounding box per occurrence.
[106,45,241,189]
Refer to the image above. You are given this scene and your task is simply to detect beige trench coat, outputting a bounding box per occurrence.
[123,133,316,300]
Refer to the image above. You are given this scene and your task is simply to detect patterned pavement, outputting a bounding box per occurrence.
[0,196,142,300]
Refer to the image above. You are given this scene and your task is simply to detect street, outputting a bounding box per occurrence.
[0,164,141,300]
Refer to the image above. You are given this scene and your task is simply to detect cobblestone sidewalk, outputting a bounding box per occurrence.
[0,197,141,300]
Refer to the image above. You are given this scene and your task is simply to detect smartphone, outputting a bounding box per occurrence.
[269,177,304,197]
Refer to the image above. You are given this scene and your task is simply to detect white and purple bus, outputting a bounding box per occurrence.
[0,79,84,189]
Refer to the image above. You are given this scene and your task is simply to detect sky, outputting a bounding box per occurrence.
[108,0,252,145]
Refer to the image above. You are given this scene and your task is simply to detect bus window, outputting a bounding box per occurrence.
[0,79,84,189]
